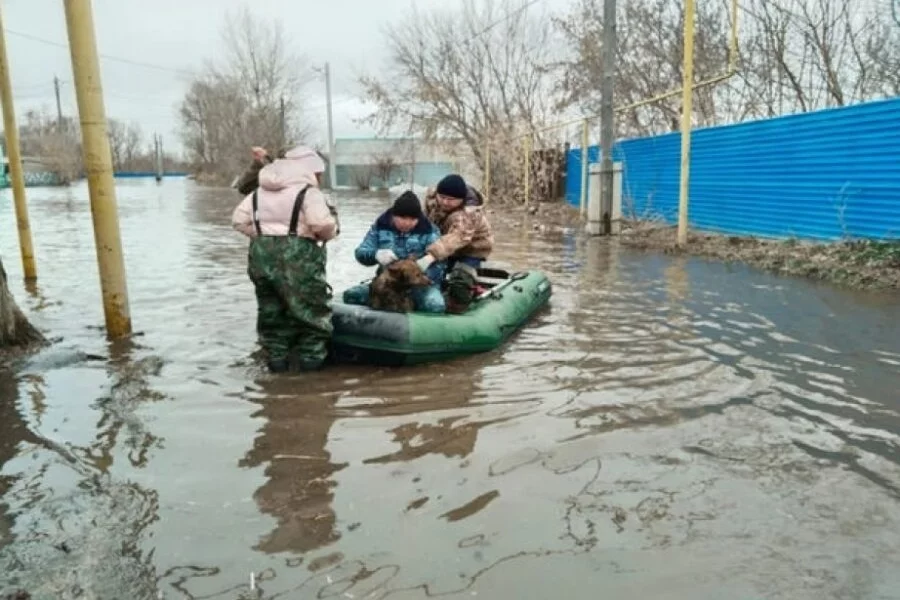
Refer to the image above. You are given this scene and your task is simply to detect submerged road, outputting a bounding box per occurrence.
[1,178,900,599]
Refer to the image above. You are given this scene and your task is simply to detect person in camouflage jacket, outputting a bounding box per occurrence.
[412,174,494,314]
[231,146,338,373]
[415,174,493,273]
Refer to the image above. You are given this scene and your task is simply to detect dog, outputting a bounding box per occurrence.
[368,257,433,313]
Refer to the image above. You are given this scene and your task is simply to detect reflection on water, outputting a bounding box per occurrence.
[1,178,900,599]
[0,338,163,598]
[239,376,345,556]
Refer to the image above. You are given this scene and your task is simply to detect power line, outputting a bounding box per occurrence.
[11,80,362,115]
[4,0,545,81]
[3,28,196,76]
[465,0,545,39]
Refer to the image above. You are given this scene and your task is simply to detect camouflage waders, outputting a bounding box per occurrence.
[444,262,478,314]
[248,236,332,369]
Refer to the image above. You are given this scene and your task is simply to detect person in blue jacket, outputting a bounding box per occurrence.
[343,190,447,313]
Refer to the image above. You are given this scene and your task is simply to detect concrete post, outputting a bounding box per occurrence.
[611,161,623,234]
[587,163,602,235]
[579,119,589,218]
[588,161,624,236]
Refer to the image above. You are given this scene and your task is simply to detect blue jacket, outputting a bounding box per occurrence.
[355,210,445,283]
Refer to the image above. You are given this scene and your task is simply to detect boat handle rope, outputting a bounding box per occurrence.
[488,271,528,301]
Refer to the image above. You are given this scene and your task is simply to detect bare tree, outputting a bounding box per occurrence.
[178,6,311,184]
[865,21,900,97]
[370,150,399,189]
[107,119,144,172]
[556,0,738,137]
[0,256,44,350]
[557,0,899,136]
[359,0,566,201]
[739,0,892,115]
[352,166,374,191]
[14,109,83,185]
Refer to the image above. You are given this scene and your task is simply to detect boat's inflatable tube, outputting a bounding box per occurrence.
[329,268,552,365]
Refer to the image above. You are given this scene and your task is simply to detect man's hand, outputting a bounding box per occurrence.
[375,249,399,266]
[416,254,435,271]
[251,146,269,162]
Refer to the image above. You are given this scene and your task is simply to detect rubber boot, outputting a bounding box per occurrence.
[293,357,325,372]
[267,358,290,373]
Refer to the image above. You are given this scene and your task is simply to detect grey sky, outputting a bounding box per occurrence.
[3,0,571,156]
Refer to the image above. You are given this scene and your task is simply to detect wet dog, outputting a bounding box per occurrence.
[368,258,433,313]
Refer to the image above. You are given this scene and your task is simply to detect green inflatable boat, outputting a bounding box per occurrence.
[329,266,552,365]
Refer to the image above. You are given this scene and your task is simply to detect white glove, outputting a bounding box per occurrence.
[375,249,399,266]
[416,254,435,271]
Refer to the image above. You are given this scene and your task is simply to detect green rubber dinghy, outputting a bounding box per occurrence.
[329,266,552,366]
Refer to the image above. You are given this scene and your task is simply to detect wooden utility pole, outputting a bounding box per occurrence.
[0,3,37,281]
[599,0,617,235]
[54,76,63,130]
[63,0,131,337]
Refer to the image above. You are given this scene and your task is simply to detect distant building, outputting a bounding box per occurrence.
[0,155,62,187]
[332,137,472,190]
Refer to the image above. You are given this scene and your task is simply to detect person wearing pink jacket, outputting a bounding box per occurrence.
[232,145,339,373]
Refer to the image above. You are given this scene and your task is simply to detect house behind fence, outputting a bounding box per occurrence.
[332,137,479,191]
[566,96,900,241]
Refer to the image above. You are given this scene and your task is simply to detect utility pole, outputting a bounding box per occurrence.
[599,0,617,235]
[409,138,416,189]
[279,95,286,151]
[54,76,64,131]
[676,0,696,246]
[580,118,589,218]
[0,3,37,281]
[155,133,163,181]
[324,62,336,190]
[63,0,131,338]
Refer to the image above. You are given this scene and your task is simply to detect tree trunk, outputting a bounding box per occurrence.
[0,255,44,348]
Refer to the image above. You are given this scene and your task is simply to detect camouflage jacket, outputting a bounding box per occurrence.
[424,186,494,261]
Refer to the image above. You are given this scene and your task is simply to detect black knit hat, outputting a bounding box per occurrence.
[436,174,468,200]
[391,190,423,218]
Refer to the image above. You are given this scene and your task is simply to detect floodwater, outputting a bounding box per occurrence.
[2,178,900,600]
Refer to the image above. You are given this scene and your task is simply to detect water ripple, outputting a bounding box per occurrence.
[1,180,899,598]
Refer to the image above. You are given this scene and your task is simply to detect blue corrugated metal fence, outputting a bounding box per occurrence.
[566,96,900,240]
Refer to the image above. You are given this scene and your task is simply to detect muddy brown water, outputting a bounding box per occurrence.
[2,178,900,599]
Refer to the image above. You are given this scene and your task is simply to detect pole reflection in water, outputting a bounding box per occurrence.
[0,338,166,598]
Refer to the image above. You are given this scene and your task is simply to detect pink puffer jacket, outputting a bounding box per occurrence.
[231,148,337,242]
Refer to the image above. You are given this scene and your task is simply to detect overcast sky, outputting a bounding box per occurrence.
[2,0,571,157]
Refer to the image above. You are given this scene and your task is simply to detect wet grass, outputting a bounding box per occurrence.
[619,223,900,291]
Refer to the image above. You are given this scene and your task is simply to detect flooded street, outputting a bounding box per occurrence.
[2,178,900,599]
